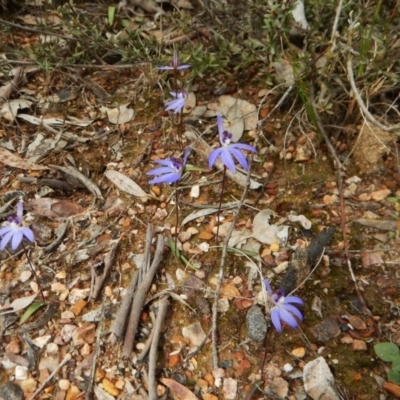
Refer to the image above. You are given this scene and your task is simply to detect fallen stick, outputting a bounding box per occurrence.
[122,226,164,358]
[148,297,170,400]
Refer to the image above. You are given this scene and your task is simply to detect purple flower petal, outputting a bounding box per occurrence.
[208,148,223,169]
[21,227,35,243]
[283,304,303,321]
[147,167,176,176]
[147,147,190,185]
[285,296,304,305]
[11,230,23,250]
[232,143,257,153]
[208,114,257,173]
[220,148,236,172]
[0,229,14,250]
[149,172,181,185]
[230,147,249,171]
[277,306,300,329]
[263,279,273,296]
[17,200,23,220]
[0,226,13,237]
[216,114,225,140]
[157,66,174,71]
[271,308,283,332]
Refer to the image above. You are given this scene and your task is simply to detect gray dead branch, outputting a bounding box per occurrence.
[148,297,169,400]
[117,224,165,358]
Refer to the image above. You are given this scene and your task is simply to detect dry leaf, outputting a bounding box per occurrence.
[160,378,199,400]
[29,198,84,219]
[106,104,135,125]
[0,147,48,170]
[0,293,38,315]
[105,170,148,199]
[220,284,241,300]
[361,251,384,268]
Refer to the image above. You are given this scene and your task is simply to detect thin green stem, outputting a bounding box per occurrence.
[22,243,45,302]
[215,165,227,243]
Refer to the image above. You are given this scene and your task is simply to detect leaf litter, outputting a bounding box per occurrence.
[0,2,399,400]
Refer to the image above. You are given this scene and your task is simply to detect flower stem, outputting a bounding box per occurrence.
[22,243,45,302]
[215,165,227,243]
[174,180,179,253]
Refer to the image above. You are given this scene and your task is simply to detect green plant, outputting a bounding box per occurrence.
[374,342,400,384]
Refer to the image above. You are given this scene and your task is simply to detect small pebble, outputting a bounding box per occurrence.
[246,306,267,342]
[291,347,306,358]
[59,379,70,391]
[283,363,293,373]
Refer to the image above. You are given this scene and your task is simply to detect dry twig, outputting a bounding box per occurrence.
[122,225,164,357]
[148,297,170,400]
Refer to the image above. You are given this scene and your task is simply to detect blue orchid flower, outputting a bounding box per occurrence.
[208,114,257,173]
[147,147,190,185]
[165,90,187,114]
[263,278,304,333]
[0,201,35,251]
[157,50,191,71]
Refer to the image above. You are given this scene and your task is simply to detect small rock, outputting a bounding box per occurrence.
[371,189,391,201]
[19,378,37,394]
[352,339,367,351]
[270,243,280,252]
[182,322,207,347]
[198,231,213,240]
[295,142,312,162]
[347,315,367,330]
[190,185,200,198]
[246,306,267,342]
[266,377,289,398]
[168,354,181,368]
[291,347,306,358]
[32,335,52,349]
[65,385,81,400]
[303,357,340,400]
[0,382,24,400]
[196,378,209,391]
[265,362,282,378]
[358,193,371,201]
[283,363,293,373]
[72,323,96,346]
[60,324,77,343]
[14,366,28,380]
[383,382,400,398]
[178,230,192,243]
[222,377,237,400]
[68,288,90,304]
[51,282,68,293]
[151,186,161,196]
[59,379,71,391]
[310,318,341,342]
[102,378,120,397]
[6,341,20,354]
[217,297,229,312]
[323,194,339,204]
[340,335,353,344]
